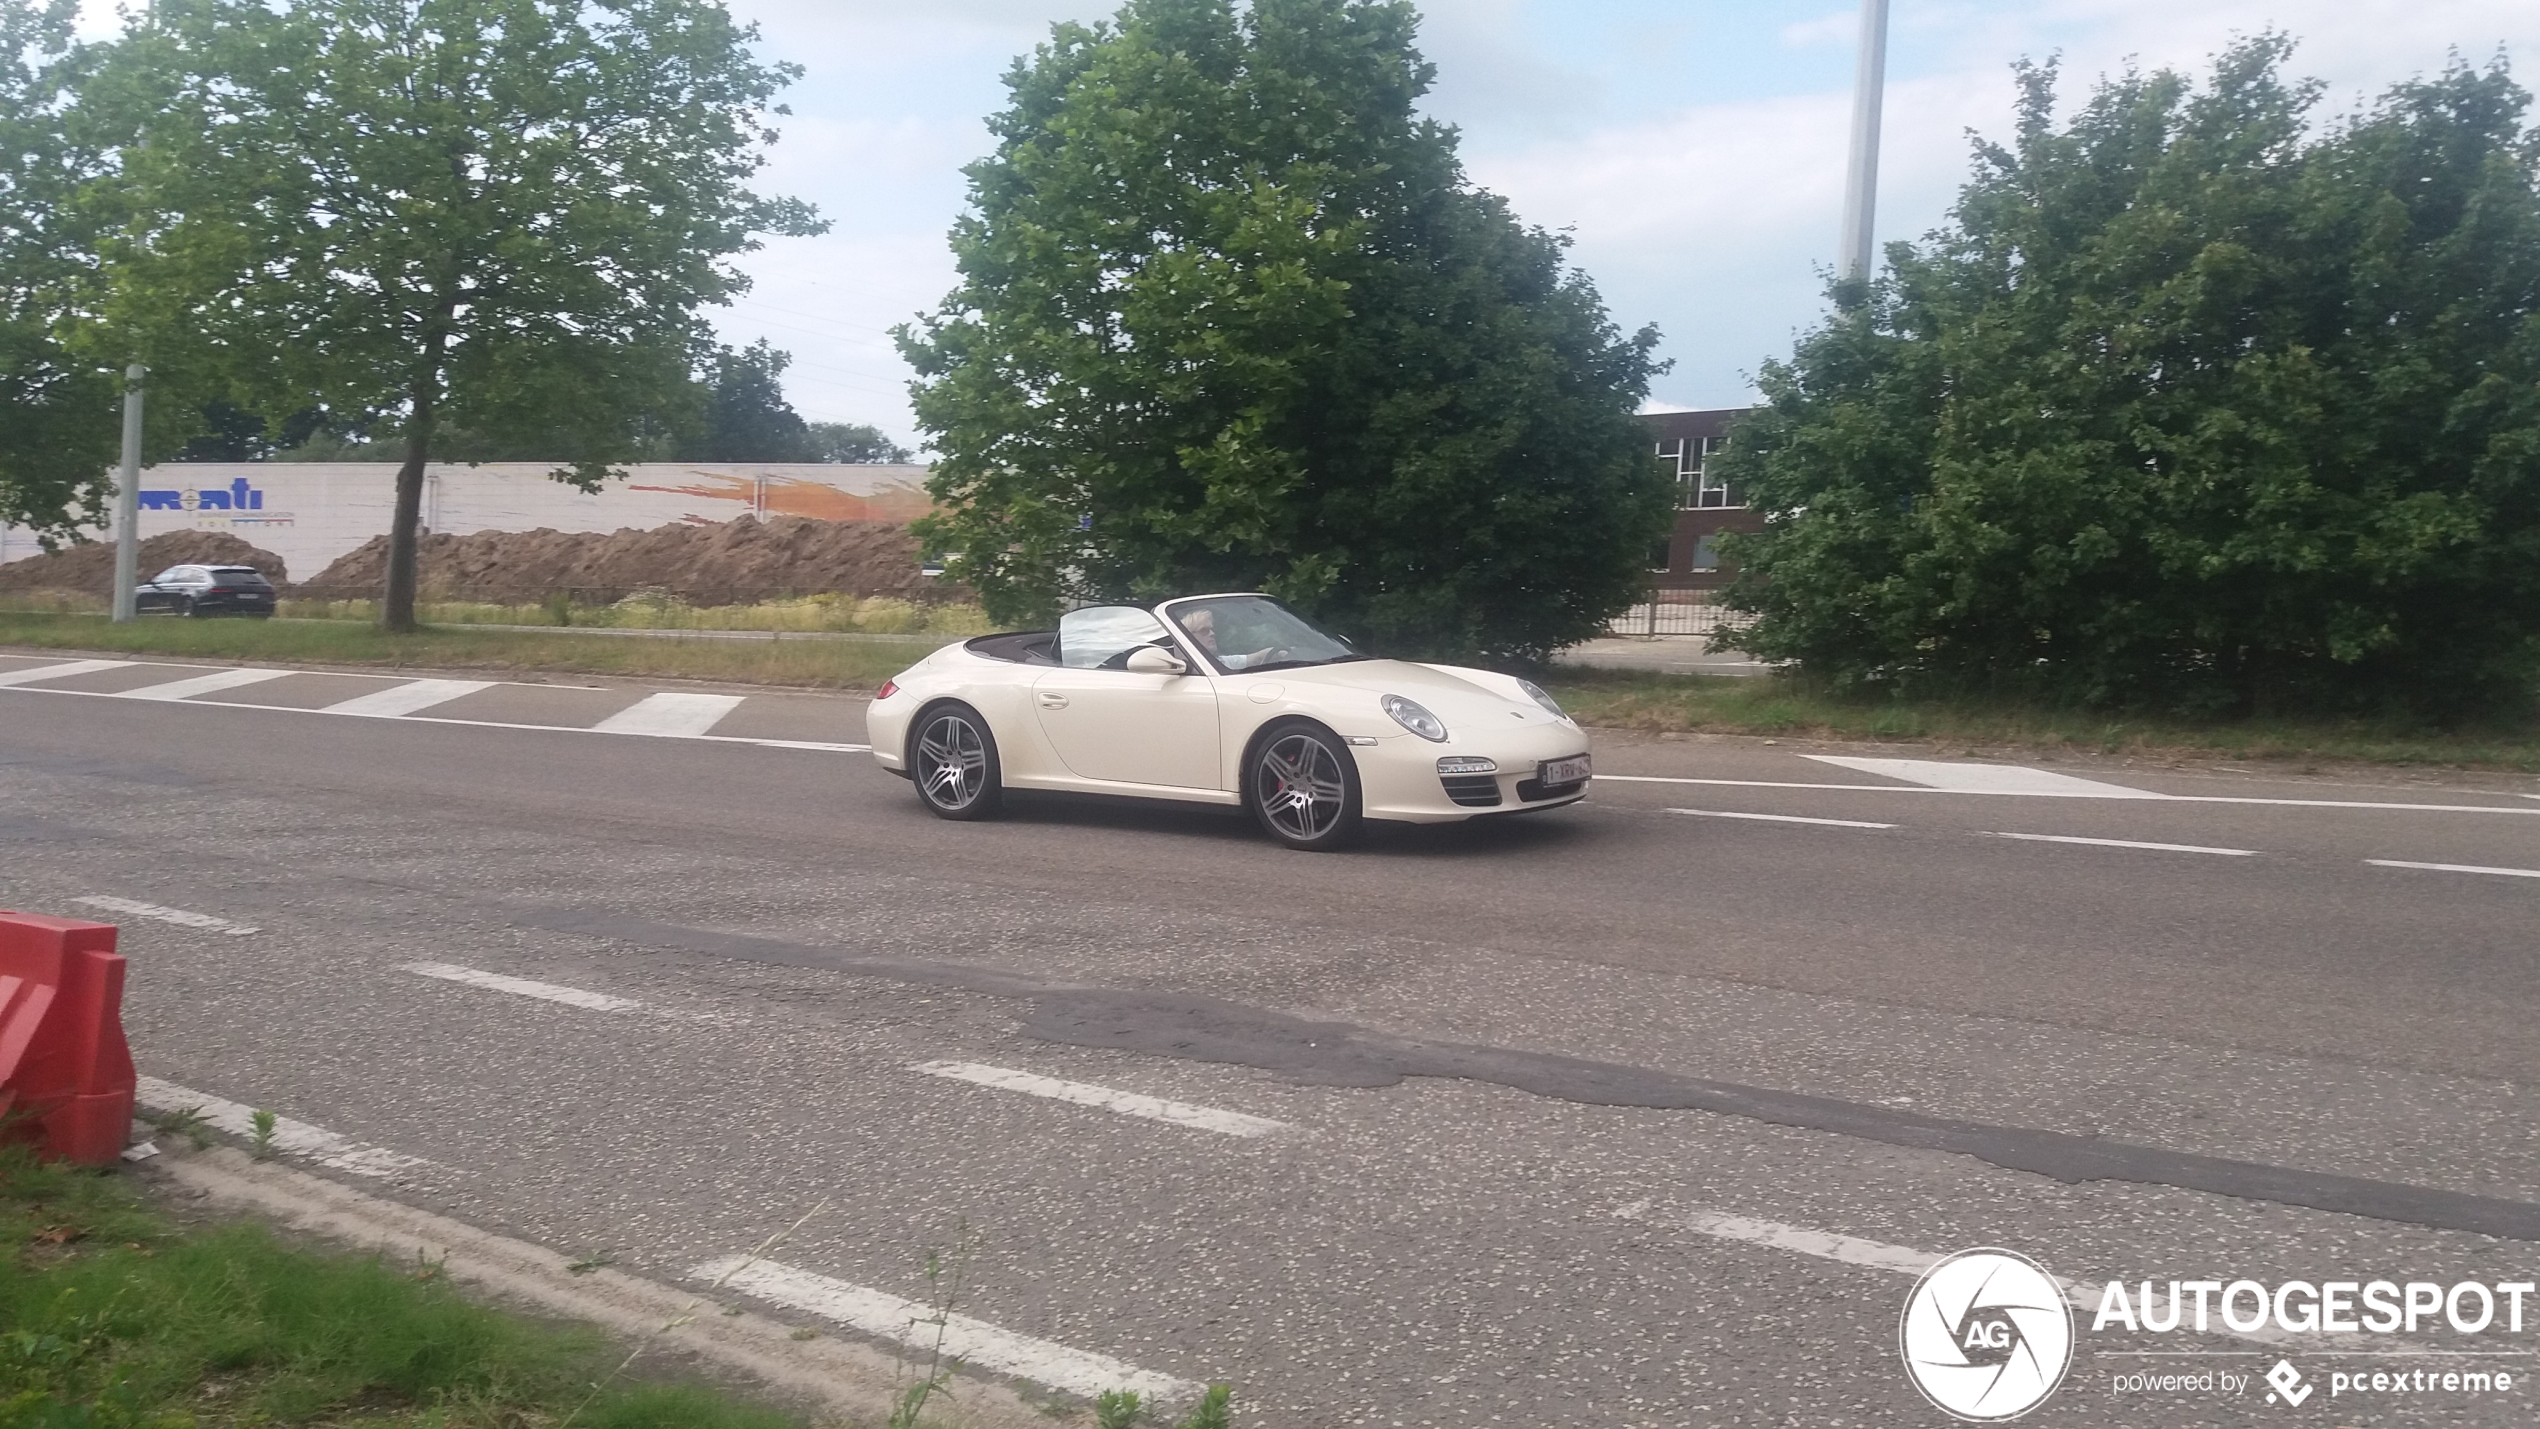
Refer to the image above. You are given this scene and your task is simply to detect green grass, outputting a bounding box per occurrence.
[0,1145,802,1428]
[1544,668,2540,772]
[0,612,934,690]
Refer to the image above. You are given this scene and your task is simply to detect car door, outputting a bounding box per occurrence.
[1030,606,1221,789]
[135,566,185,613]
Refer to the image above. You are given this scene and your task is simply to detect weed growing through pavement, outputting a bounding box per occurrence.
[248,1109,277,1160]
[1096,1384,1235,1429]
[564,1249,616,1275]
[886,1220,979,1429]
[150,1105,212,1149]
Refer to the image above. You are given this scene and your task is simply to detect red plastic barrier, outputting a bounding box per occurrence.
[0,913,137,1166]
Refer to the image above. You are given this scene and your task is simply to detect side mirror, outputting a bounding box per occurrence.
[1125,644,1188,675]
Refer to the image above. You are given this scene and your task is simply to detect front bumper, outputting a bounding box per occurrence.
[1356,726,1591,824]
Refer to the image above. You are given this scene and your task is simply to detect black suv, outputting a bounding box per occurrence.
[134,564,278,617]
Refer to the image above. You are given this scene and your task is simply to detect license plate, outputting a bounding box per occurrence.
[1539,754,1591,786]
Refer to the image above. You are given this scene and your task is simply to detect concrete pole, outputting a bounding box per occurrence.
[1838,0,1891,289]
[111,364,146,622]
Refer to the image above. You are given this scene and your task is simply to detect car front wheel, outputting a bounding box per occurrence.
[1246,721,1362,851]
[910,703,1003,820]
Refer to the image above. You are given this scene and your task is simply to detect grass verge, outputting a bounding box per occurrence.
[0,612,931,690]
[0,1144,800,1428]
[1545,668,2540,772]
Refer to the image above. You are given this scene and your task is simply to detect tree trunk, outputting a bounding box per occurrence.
[382,326,450,634]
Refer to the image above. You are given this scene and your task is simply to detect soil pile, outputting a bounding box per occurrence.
[299,516,941,604]
[0,532,289,597]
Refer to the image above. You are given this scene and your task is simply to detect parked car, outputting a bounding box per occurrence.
[135,564,278,618]
[866,593,1593,850]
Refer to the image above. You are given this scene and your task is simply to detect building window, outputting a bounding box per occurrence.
[1691,532,1721,573]
[1649,537,1673,573]
[1654,435,1743,510]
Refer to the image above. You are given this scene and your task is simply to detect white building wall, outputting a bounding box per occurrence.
[0,462,930,583]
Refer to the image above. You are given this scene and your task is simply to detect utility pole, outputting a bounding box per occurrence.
[111,364,145,622]
[1838,0,1891,290]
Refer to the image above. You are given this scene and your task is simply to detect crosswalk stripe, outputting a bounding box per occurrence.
[0,658,133,687]
[119,667,296,701]
[321,678,496,717]
[590,691,745,737]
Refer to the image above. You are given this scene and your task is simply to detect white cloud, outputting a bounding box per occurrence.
[1780,10,1856,50]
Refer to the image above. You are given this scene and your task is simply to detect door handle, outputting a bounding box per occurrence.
[1037,692,1068,710]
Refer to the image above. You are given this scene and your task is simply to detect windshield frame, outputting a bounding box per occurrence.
[1155,594,1362,676]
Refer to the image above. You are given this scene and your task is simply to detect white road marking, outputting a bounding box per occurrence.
[1986,832,2256,857]
[1591,774,2540,816]
[912,1060,1291,1138]
[694,1255,1202,1404]
[1612,1201,2324,1350]
[1666,808,1897,829]
[0,658,132,687]
[71,895,259,936]
[591,691,745,737]
[134,1076,427,1178]
[402,962,640,1012]
[118,667,296,701]
[322,678,496,716]
[1806,755,2171,798]
[2365,859,2540,880]
[0,679,869,751]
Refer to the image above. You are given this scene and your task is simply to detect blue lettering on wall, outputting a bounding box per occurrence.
[136,478,266,513]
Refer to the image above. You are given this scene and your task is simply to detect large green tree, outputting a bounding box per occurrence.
[898,0,1667,663]
[87,0,820,629]
[0,0,115,547]
[1718,38,2540,718]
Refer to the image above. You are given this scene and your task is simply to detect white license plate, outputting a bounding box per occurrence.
[1539,755,1591,786]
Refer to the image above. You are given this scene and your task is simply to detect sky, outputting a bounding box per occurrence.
[77,0,2540,445]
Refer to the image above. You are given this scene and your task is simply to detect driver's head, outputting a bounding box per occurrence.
[1184,609,1219,651]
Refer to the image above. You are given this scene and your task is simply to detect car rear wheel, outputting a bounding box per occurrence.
[1246,721,1362,851]
[910,703,1003,820]
[179,596,201,617]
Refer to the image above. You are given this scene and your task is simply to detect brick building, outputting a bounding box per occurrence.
[1640,407,1761,593]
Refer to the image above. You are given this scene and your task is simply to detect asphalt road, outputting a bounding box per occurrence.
[5,651,2538,1426]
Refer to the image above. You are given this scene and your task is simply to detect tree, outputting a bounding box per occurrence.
[1717,38,2540,718]
[0,0,114,548]
[805,421,912,464]
[681,340,810,461]
[87,0,821,629]
[897,0,1667,663]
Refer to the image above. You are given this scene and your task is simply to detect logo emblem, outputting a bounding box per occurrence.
[2264,1360,2312,1406]
[1899,1248,2074,1421]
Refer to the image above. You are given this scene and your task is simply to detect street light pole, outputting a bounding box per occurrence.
[111,364,146,623]
[1838,0,1891,290]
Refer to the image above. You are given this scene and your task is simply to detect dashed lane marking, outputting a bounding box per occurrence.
[135,1076,428,1178]
[0,658,133,687]
[693,1254,1202,1404]
[1666,808,1898,829]
[591,691,746,737]
[1807,755,2171,798]
[912,1060,1293,1138]
[1987,832,2257,857]
[1592,774,2540,817]
[2365,859,2540,880]
[321,678,497,716]
[72,895,259,936]
[402,962,641,1013]
[118,666,297,701]
[1611,1201,2325,1351]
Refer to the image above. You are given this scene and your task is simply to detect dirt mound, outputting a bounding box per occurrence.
[0,531,289,597]
[299,516,942,605]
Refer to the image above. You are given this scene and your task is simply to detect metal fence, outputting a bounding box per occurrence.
[1604,600,1754,638]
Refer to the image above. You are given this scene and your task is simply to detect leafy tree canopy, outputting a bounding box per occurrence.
[806,421,912,464]
[897,0,1667,662]
[79,0,821,627]
[1718,37,2540,719]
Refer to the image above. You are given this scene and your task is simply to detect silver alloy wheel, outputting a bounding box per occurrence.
[1255,731,1347,842]
[916,712,989,811]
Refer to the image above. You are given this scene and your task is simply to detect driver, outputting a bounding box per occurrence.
[1181,607,1277,671]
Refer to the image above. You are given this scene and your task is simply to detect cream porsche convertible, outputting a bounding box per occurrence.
[866,594,1592,850]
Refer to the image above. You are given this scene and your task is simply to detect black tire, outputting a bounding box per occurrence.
[1244,719,1363,851]
[908,702,1004,820]
[179,596,201,618]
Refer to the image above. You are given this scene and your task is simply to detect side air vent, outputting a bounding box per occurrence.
[1440,775,1502,808]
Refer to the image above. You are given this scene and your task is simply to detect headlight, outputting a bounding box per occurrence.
[1517,679,1569,721]
[1381,694,1447,742]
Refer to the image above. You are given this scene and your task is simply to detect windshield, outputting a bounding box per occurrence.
[1167,596,1358,673]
